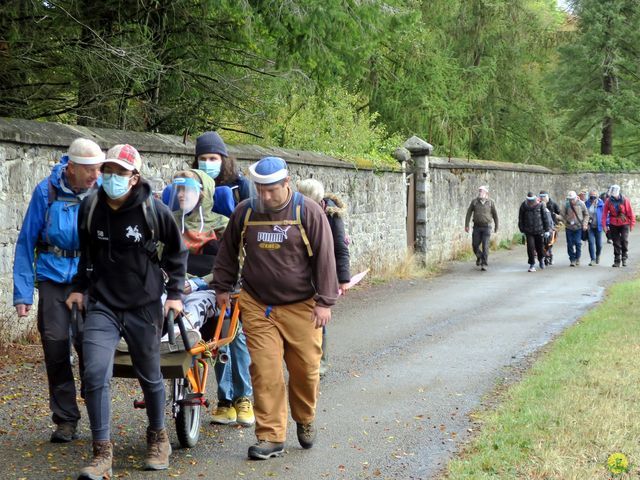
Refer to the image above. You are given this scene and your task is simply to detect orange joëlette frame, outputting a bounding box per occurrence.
[185,293,240,395]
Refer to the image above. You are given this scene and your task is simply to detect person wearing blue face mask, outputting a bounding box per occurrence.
[161,131,255,429]
[193,131,251,213]
[190,132,255,429]
[66,144,188,478]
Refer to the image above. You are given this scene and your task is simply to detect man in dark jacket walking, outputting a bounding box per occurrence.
[464,185,499,271]
[518,192,550,272]
[66,144,188,479]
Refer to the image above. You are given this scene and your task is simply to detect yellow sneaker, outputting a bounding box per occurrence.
[210,403,237,425]
[234,397,255,427]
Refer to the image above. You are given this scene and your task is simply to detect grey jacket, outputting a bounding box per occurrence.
[561,200,589,231]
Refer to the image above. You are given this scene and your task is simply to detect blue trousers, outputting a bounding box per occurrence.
[566,228,583,262]
[587,228,602,261]
[214,325,253,404]
[82,300,165,441]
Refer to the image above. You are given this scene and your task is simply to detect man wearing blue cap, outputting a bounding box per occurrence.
[213,156,338,460]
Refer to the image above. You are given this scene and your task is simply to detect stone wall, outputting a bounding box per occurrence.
[3,118,640,340]
[0,118,406,338]
[415,155,640,264]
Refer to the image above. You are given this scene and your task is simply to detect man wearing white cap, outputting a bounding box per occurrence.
[213,156,338,460]
[464,185,499,271]
[561,190,589,266]
[13,138,104,443]
[602,184,635,267]
[66,144,188,478]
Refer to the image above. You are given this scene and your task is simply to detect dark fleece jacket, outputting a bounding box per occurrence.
[323,193,351,284]
[73,180,187,309]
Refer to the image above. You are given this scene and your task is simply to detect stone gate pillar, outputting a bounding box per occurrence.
[403,136,433,265]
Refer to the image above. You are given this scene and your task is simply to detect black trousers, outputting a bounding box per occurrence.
[525,233,544,265]
[472,226,491,265]
[37,281,83,425]
[610,224,630,261]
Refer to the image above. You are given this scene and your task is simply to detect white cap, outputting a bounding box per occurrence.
[567,190,577,200]
[68,138,105,165]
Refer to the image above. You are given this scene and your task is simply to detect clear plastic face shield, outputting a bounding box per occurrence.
[247,157,291,213]
[170,176,203,231]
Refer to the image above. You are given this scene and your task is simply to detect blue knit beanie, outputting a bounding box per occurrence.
[195,131,228,159]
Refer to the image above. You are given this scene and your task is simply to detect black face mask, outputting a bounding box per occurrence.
[589,196,597,201]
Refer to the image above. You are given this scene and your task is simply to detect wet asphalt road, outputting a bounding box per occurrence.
[0,229,638,480]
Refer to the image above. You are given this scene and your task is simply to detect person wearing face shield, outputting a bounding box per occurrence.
[464,185,499,271]
[170,170,255,427]
[212,157,338,460]
[13,138,104,444]
[602,184,635,267]
[65,144,188,478]
[585,190,605,266]
[519,192,550,272]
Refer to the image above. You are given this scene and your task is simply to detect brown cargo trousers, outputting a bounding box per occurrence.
[239,290,323,442]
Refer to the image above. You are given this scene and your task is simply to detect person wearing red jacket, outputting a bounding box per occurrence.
[602,184,636,267]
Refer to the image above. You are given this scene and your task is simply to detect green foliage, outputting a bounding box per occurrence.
[554,0,640,158]
[565,153,639,172]
[0,0,638,170]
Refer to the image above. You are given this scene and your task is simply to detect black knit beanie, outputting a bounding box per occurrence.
[195,131,228,159]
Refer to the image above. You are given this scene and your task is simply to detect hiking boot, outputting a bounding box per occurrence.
[144,427,171,470]
[234,397,255,427]
[248,440,285,460]
[480,265,486,271]
[613,261,620,267]
[538,260,544,270]
[622,259,628,267]
[78,440,112,480]
[569,260,576,267]
[51,422,78,443]
[575,259,580,266]
[588,260,594,266]
[475,257,481,266]
[296,422,317,449]
[596,255,600,264]
[528,265,536,272]
[210,403,236,425]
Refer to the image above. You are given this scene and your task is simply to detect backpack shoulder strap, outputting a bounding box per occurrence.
[80,190,100,235]
[293,192,312,257]
[142,196,160,243]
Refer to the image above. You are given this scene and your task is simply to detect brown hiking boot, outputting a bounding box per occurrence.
[144,427,171,470]
[296,422,317,449]
[78,440,112,480]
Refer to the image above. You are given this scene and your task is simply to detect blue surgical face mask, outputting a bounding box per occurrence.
[198,160,222,179]
[102,173,132,199]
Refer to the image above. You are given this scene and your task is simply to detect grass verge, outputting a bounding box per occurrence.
[444,277,640,479]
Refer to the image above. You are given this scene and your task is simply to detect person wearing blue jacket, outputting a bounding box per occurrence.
[188,131,255,427]
[12,138,104,443]
[585,189,605,266]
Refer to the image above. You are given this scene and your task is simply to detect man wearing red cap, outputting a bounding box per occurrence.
[66,144,187,478]
[213,156,338,460]
[13,137,103,443]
